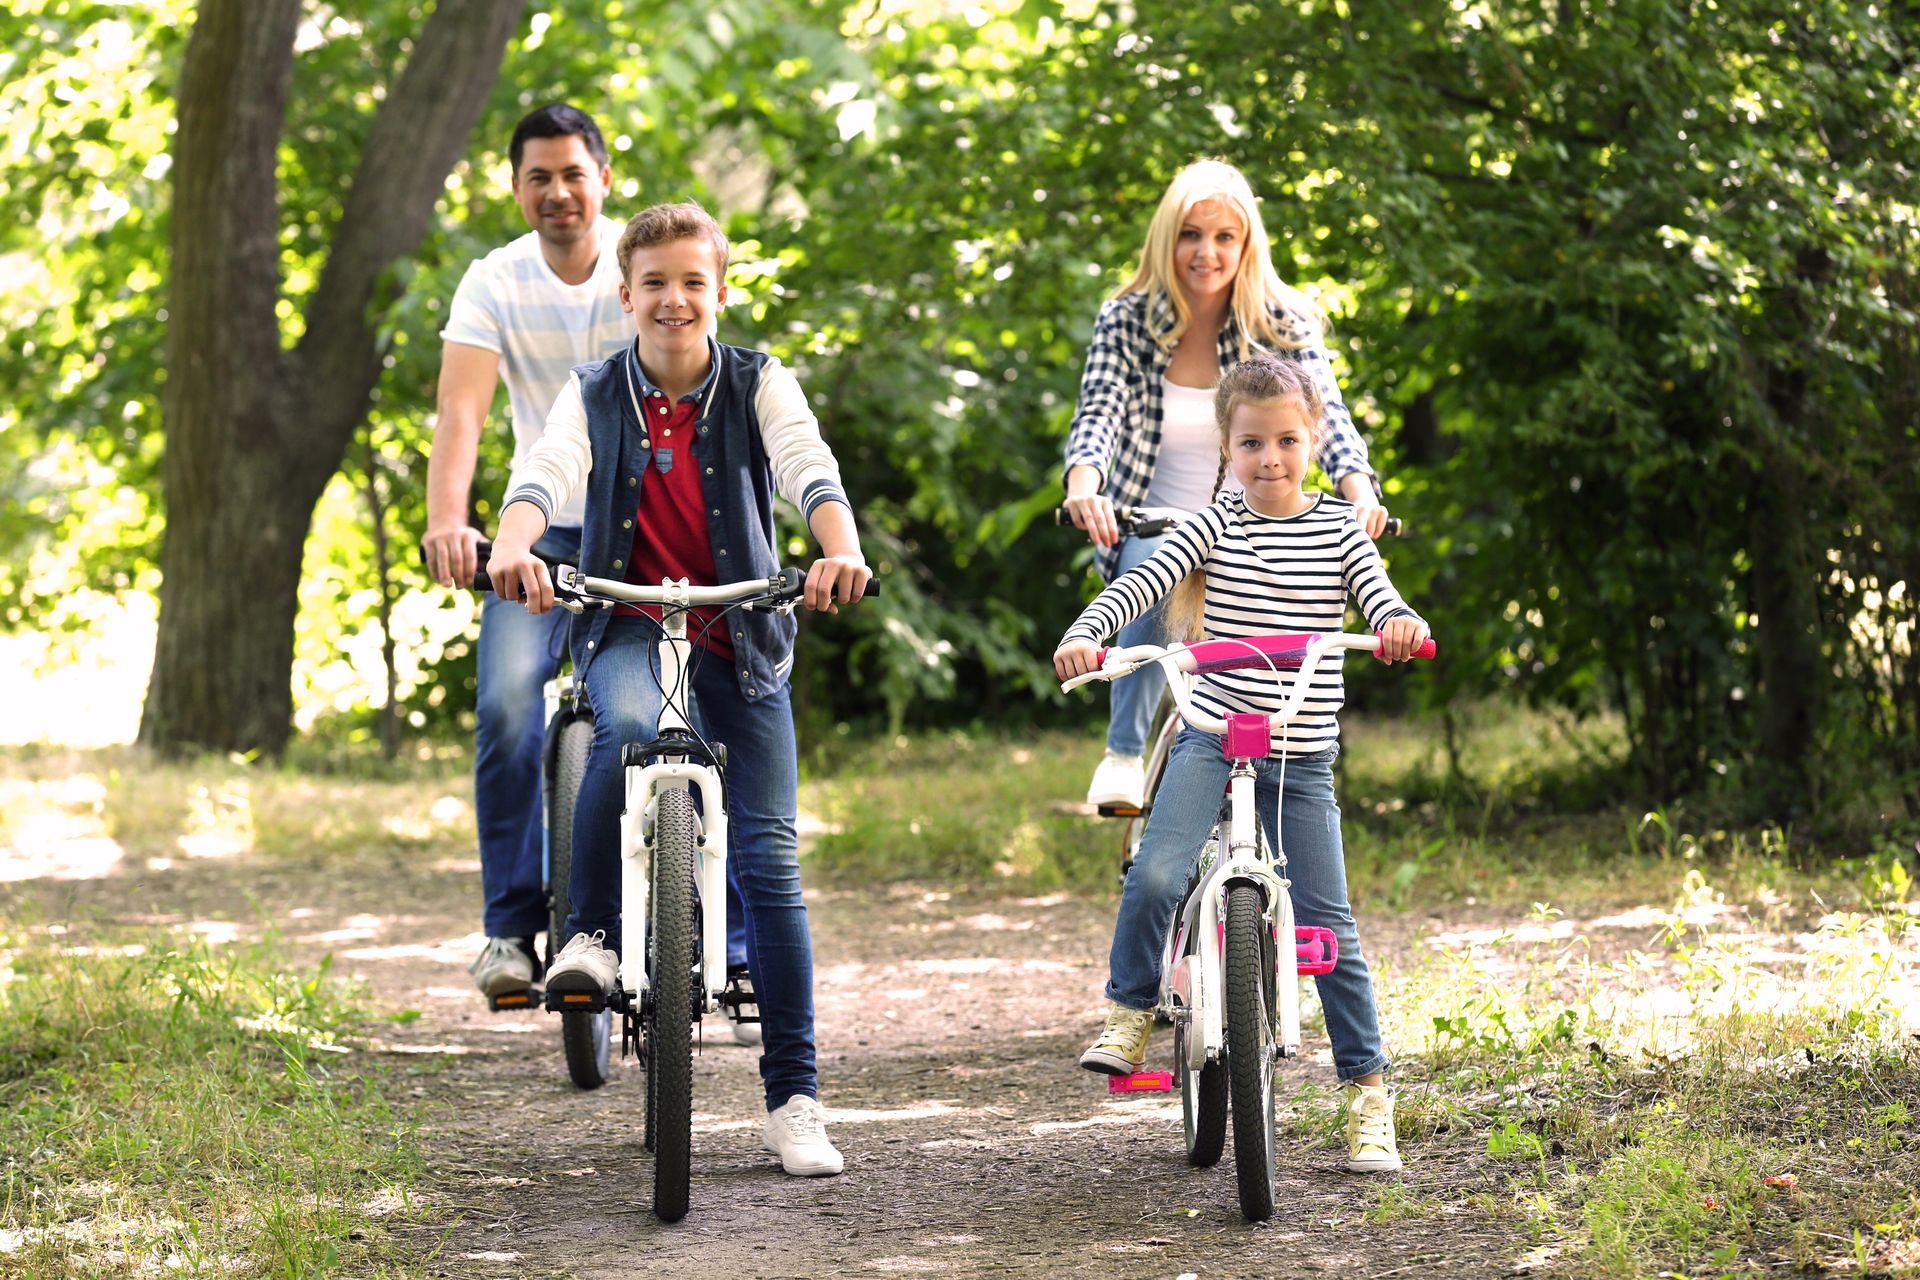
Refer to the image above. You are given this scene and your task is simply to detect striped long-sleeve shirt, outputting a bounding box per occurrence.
[1063,492,1422,756]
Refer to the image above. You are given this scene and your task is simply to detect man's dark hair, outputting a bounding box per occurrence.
[509,104,609,174]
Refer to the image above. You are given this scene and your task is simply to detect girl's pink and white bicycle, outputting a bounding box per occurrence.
[1064,629,1435,1221]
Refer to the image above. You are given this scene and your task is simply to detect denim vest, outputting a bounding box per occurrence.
[569,342,798,703]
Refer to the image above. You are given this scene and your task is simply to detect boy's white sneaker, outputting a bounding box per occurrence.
[1086,751,1146,809]
[763,1096,844,1176]
[1343,1082,1403,1173]
[544,930,619,998]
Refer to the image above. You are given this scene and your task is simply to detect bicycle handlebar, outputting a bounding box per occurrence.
[1061,631,1436,734]
[1054,505,1406,540]
[438,541,879,609]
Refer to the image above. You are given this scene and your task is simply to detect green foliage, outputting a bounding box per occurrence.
[3,1,1916,817]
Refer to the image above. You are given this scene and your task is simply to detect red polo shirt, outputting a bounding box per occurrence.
[620,388,735,661]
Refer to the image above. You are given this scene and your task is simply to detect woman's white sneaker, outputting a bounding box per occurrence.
[1086,751,1146,809]
[763,1096,844,1176]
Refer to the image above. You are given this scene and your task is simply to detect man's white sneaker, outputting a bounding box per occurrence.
[544,930,619,998]
[1086,751,1146,810]
[763,1096,844,1176]
[468,936,537,998]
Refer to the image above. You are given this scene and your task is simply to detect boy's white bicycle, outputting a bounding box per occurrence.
[489,560,874,1223]
[1065,628,1434,1221]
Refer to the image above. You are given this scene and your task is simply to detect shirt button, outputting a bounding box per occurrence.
[705,467,713,475]
[587,641,596,650]
[622,519,633,529]
[711,509,720,517]
[612,559,623,569]
[627,476,637,488]
[747,688,757,697]
[657,405,668,415]
[717,549,727,557]
[640,438,650,448]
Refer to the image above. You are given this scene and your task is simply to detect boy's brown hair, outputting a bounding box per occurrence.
[617,200,729,281]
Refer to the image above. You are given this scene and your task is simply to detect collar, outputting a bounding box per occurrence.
[624,336,721,410]
[1146,288,1244,352]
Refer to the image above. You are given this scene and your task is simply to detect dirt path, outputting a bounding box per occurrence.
[14,825,1526,1279]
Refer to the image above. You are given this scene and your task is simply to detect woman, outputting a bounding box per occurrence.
[1063,159,1390,809]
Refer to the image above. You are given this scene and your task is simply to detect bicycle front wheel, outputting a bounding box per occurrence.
[647,786,699,1223]
[1225,884,1278,1222]
[548,713,610,1090]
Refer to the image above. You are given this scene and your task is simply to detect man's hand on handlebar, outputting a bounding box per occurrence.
[487,540,555,614]
[423,523,486,588]
[1351,498,1393,541]
[804,555,873,615]
[1053,638,1103,682]
[1375,616,1431,664]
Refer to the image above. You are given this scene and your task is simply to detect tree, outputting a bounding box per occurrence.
[136,0,524,755]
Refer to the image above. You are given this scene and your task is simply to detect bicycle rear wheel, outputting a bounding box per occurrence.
[548,713,610,1090]
[1225,884,1278,1222]
[647,786,699,1223]
[1177,1009,1227,1167]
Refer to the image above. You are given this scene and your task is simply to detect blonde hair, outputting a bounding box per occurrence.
[617,200,730,282]
[1115,159,1322,358]
[1163,358,1326,643]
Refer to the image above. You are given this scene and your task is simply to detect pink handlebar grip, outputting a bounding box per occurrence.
[1372,634,1438,662]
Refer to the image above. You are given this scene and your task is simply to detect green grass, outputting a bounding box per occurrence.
[0,927,429,1278]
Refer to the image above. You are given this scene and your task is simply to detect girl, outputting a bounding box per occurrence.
[1054,357,1427,1174]
[1062,159,1394,813]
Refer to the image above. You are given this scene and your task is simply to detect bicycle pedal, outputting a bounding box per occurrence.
[1096,802,1145,818]
[487,988,541,1012]
[1108,1070,1175,1094]
[544,988,609,1013]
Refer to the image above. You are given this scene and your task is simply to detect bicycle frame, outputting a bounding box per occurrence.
[612,584,730,1013]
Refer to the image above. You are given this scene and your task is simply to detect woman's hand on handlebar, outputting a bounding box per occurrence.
[1054,638,1102,683]
[488,540,554,614]
[1063,465,1120,548]
[1351,496,1393,541]
[804,554,872,614]
[1376,616,1430,664]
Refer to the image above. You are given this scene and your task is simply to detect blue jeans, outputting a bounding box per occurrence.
[570,615,815,1108]
[1107,730,1389,1081]
[474,525,580,939]
[1106,532,1171,756]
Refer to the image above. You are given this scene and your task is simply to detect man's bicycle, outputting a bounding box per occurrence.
[509,561,874,1223]
[1064,629,1434,1222]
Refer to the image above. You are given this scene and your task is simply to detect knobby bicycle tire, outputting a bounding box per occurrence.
[549,714,610,1090]
[647,786,699,1223]
[1225,884,1279,1222]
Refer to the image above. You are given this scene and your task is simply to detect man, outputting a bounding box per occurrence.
[424,103,631,1001]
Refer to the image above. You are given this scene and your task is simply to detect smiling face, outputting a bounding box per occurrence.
[1226,396,1318,517]
[512,134,610,249]
[621,236,727,363]
[1172,198,1246,307]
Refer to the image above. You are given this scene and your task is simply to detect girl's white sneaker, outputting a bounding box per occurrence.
[1343,1082,1403,1173]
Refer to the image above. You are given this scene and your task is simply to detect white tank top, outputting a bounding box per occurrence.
[1145,377,1226,513]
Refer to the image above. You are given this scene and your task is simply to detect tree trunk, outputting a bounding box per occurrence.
[140,0,526,757]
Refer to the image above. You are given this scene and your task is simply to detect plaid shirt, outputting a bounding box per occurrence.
[1064,289,1376,579]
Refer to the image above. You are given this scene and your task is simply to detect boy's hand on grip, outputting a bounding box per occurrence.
[1376,616,1430,664]
[488,542,553,614]
[1054,639,1102,683]
[804,555,871,614]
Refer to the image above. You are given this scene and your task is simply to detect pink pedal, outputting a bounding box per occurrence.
[1294,926,1339,976]
[1108,1070,1175,1094]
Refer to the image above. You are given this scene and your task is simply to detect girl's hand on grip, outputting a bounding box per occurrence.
[1054,639,1102,683]
[1376,616,1429,664]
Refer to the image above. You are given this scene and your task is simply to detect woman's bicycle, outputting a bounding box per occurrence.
[1064,629,1435,1222]
[506,560,874,1223]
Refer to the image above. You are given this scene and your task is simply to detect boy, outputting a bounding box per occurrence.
[485,202,867,1176]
